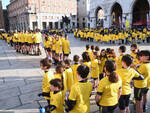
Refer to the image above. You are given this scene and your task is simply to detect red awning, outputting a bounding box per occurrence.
[133,21,146,25]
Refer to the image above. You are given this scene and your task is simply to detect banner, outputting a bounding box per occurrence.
[125,19,130,29]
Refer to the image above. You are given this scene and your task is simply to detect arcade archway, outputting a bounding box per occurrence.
[132,0,149,26]
[111,3,123,27]
[95,7,104,28]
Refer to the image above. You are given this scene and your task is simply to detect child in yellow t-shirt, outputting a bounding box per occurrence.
[64,59,74,91]
[95,60,122,113]
[46,79,64,113]
[71,55,80,84]
[117,45,126,69]
[38,58,53,104]
[91,52,99,89]
[62,34,71,60]
[134,50,150,113]
[117,54,143,113]
[65,64,92,113]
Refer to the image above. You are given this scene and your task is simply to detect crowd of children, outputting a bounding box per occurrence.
[43,32,71,64]
[0,30,42,55]
[74,28,150,45]
[39,43,150,113]
[0,30,71,58]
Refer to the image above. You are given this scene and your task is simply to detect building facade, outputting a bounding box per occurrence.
[77,0,90,28]
[90,0,150,28]
[0,0,4,29]
[7,0,77,31]
[3,10,9,31]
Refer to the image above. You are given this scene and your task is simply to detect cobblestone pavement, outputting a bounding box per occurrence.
[0,34,150,113]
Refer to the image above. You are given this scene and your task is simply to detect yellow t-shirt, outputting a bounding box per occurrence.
[64,68,74,91]
[83,62,91,78]
[134,63,150,88]
[42,70,54,100]
[28,33,34,43]
[71,63,80,83]
[130,53,140,65]
[22,34,25,43]
[117,68,140,95]
[91,59,99,78]
[50,91,64,113]
[55,40,62,54]
[117,54,124,69]
[62,39,70,54]
[108,56,118,63]
[52,37,56,51]
[69,81,92,113]
[99,57,107,74]
[97,76,122,106]
[34,33,42,43]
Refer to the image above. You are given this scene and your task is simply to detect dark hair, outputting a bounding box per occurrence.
[95,46,100,51]
[109,49,116,58]
[82,52,91,62]
[73,55,80,62]
[86,44,90,50]
[40,58,52,69]
[100,49,107,60]
[64,59,72,66]
[77,64,89,78]
[131,44,138,49]
[57,61,65,68]
[91,45,95,51]
[122,54,133,66]
[50,79,63,90]
[55,66,64,90]
[106,48,111,54]
[137,50,150,60]
[105,60,118,83]
[119,45,126,53]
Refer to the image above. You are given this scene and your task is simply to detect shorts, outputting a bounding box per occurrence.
[143,88,149,94]
[52,50,55,53]
[46,48,51,52]
[119,94,131,110]
[25,42,28,45]
[63,54,69,57]
[91,77,98,80]
[134,87,147,101]
[99,104,117,113]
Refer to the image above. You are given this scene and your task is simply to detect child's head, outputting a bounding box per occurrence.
[95,46,100,52]
[82,52,91,62]
[104,60,118,83]
[73,55,80,63]
[55,65,64,74]
[57,61,65,68]
[109,49,116,57]
[122,54,133,67]
[50,79,63,91]
[40,58,52,71]
[106,48,111,55]
[100,49,106,57]
[137,50,150,63]
[91,45,95,51]
[86,44,90,50]
[130,44,138,53]
[64,59,72,68]
[119,45,126,54]
[77,64,89,79]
